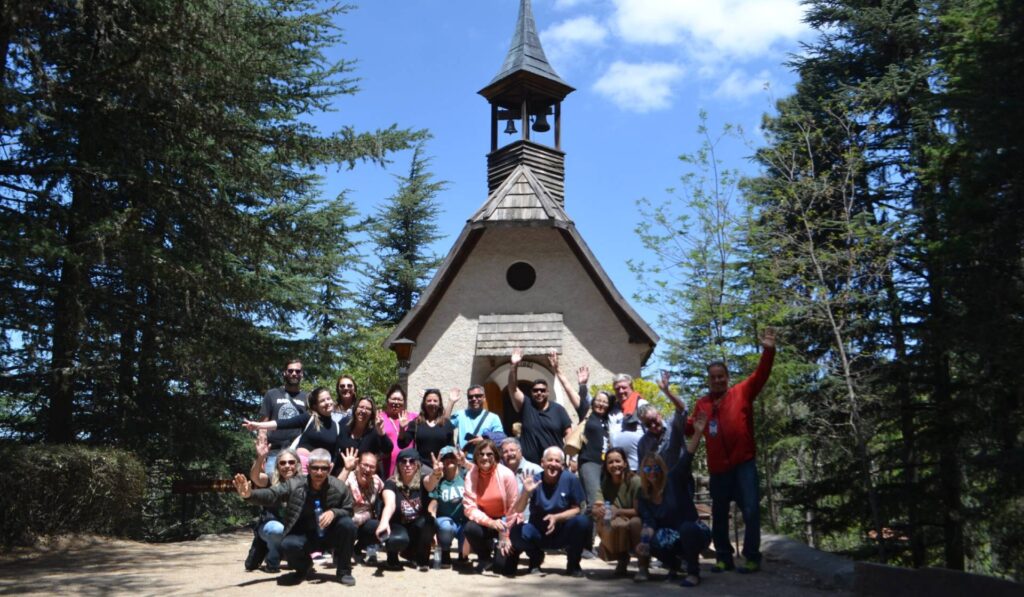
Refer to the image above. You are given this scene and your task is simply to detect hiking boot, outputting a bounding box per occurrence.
[244,536,268,571]
[736,560,760,574]
[337,570,356,586]
[614,555,630,577]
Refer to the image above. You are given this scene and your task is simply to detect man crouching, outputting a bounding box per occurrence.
[234,448,357,586]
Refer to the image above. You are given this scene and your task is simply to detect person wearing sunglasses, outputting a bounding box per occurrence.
[507,348,573,466]
[256,359,308,476]
[635,412,710,587]
[687,327,777,574]
[234,448,357,587]
[450,385,504,461]
[462,439,520,574]
[244,439,301,573]
[244,387,342,475]
[333,375,358,425]
[376,447,438,571]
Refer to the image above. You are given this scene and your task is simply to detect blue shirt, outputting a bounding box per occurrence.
[528,470,585,533]
[451,409,504,459]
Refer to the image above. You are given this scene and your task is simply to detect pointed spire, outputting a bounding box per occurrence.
[488,0,568,88]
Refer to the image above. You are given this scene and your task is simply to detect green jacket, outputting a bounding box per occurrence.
[246,475,353,536]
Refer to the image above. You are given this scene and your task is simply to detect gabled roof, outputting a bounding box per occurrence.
[471,163,570,224]
[488,0,568,89]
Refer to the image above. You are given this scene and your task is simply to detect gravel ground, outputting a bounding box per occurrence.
[0,530,849,596]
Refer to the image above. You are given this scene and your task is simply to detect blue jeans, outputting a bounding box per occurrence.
[709,458,760,564]
[650,521,711,576]
[510,514,593,572]
[258,520,285,567]
[436,516,464,552]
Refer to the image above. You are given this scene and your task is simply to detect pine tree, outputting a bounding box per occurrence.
[362,144,446,327]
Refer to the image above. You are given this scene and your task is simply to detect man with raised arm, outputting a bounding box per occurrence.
[258,359,308,475]
[507,348,573,466]
[687,328,777,574]
[450,386,504,461]
[233,448,357,586]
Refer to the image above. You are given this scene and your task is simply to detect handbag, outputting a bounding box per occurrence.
[564,413,589,456]
[287,414,316,451]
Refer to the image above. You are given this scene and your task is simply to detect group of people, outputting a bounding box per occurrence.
[232,329,777,587]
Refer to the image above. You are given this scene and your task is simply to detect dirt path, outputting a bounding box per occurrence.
[0,530,847,596]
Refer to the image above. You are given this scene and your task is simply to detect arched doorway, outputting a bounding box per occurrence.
[483,361,565,434]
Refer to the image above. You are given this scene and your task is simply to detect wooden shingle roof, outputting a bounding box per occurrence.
[471,163,569,224]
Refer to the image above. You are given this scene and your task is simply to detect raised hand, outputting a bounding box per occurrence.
[547,348,559,370]
[233,473,252,498]
[693,409,709,434]
[431,452,443,477]
[510,347,523,366]
[374,413,386,435]
[521,471,539,494]
[449,387,461,404]
[341,447,358,471]
[398,409,410,429]
[254,431,269,459]
[577,365,590,386]
[761,326,777,349]
[658,370,670,391]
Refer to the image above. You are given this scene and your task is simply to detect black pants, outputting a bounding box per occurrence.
[463,520,500,562]
[281,516,357,576]
[383,515,436,566]
[356,518,382,552]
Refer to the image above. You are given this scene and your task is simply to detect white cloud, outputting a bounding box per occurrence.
[713,69,772,100]
[541,16,608,72]
[593,61,685,112]
[553,0,591,9]
[611,0,807,58]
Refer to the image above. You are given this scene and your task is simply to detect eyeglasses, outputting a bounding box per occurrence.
[467,393,484,399]
[398,458,418,465]
[286,369,303,374]
[531,388,546,394]
[642,466,662,474]
[309,465,330,472]
[644,419,662,429]
[476,452,495,459]
[338,383,354,389]
[278,460,298,466]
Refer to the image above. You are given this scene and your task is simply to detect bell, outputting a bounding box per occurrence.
[531,111,550,133]
[503,119,517,135]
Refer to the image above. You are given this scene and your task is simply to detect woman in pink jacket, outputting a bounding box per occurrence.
[461,438,520,574]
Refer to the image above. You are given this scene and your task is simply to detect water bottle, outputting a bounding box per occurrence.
[313,499,326,538]
[493,516,508,571]
[432,544,442,569]
[709,418,718,437]
[604,500,613,523]
[366,542,378,564]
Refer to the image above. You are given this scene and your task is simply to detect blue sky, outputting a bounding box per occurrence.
[318,0,811,370]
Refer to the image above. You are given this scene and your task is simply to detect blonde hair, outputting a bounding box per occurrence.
[638,453,668,500]
[273,448,301,485]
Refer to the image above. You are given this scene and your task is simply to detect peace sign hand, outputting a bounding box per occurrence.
[431,452,444,477]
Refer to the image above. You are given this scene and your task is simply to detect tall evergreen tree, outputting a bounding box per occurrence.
[0,0,423,458]
[361,144,445,327]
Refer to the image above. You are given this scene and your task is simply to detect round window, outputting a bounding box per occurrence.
[506,261,536,291]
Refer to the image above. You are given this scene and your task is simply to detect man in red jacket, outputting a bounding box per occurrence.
[687,328,776,573]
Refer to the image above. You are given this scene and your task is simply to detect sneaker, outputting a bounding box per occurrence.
[263,565,281,574]
[633,567,649,583]
[337,572,356,586]
[311,551,326,561]
[475,559,493,574]
[528,566,542,575]
[680,574,701,587]
[711,561,734,573]
[418,564,429,572]
[567,567,585,578]
[580,549,597,560]
[736,560,760,574]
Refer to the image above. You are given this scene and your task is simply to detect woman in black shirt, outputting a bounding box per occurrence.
[339,396,393,477]
[399,388,455,491]
[376,447,438,571]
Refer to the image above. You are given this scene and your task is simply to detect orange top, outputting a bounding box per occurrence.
[476,469,505,519]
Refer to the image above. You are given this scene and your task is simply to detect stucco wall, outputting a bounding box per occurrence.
[406,226,650,416]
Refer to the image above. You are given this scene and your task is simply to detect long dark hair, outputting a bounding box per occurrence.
[418,388,447,425]
[601,447,634,486]
[348,396,378,434]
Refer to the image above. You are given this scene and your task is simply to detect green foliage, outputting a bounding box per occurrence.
[361,144,446,327]
[0,444,146,545]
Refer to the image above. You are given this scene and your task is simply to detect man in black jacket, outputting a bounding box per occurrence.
[234,448,357,586]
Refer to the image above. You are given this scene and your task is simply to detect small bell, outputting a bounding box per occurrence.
[504,119,518,135]
[531,112,550,133]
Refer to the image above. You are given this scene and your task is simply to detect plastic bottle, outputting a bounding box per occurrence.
[432,544,442,569]
[604,501,613,523]
[366,542,378,563]
[313,499,326,538]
